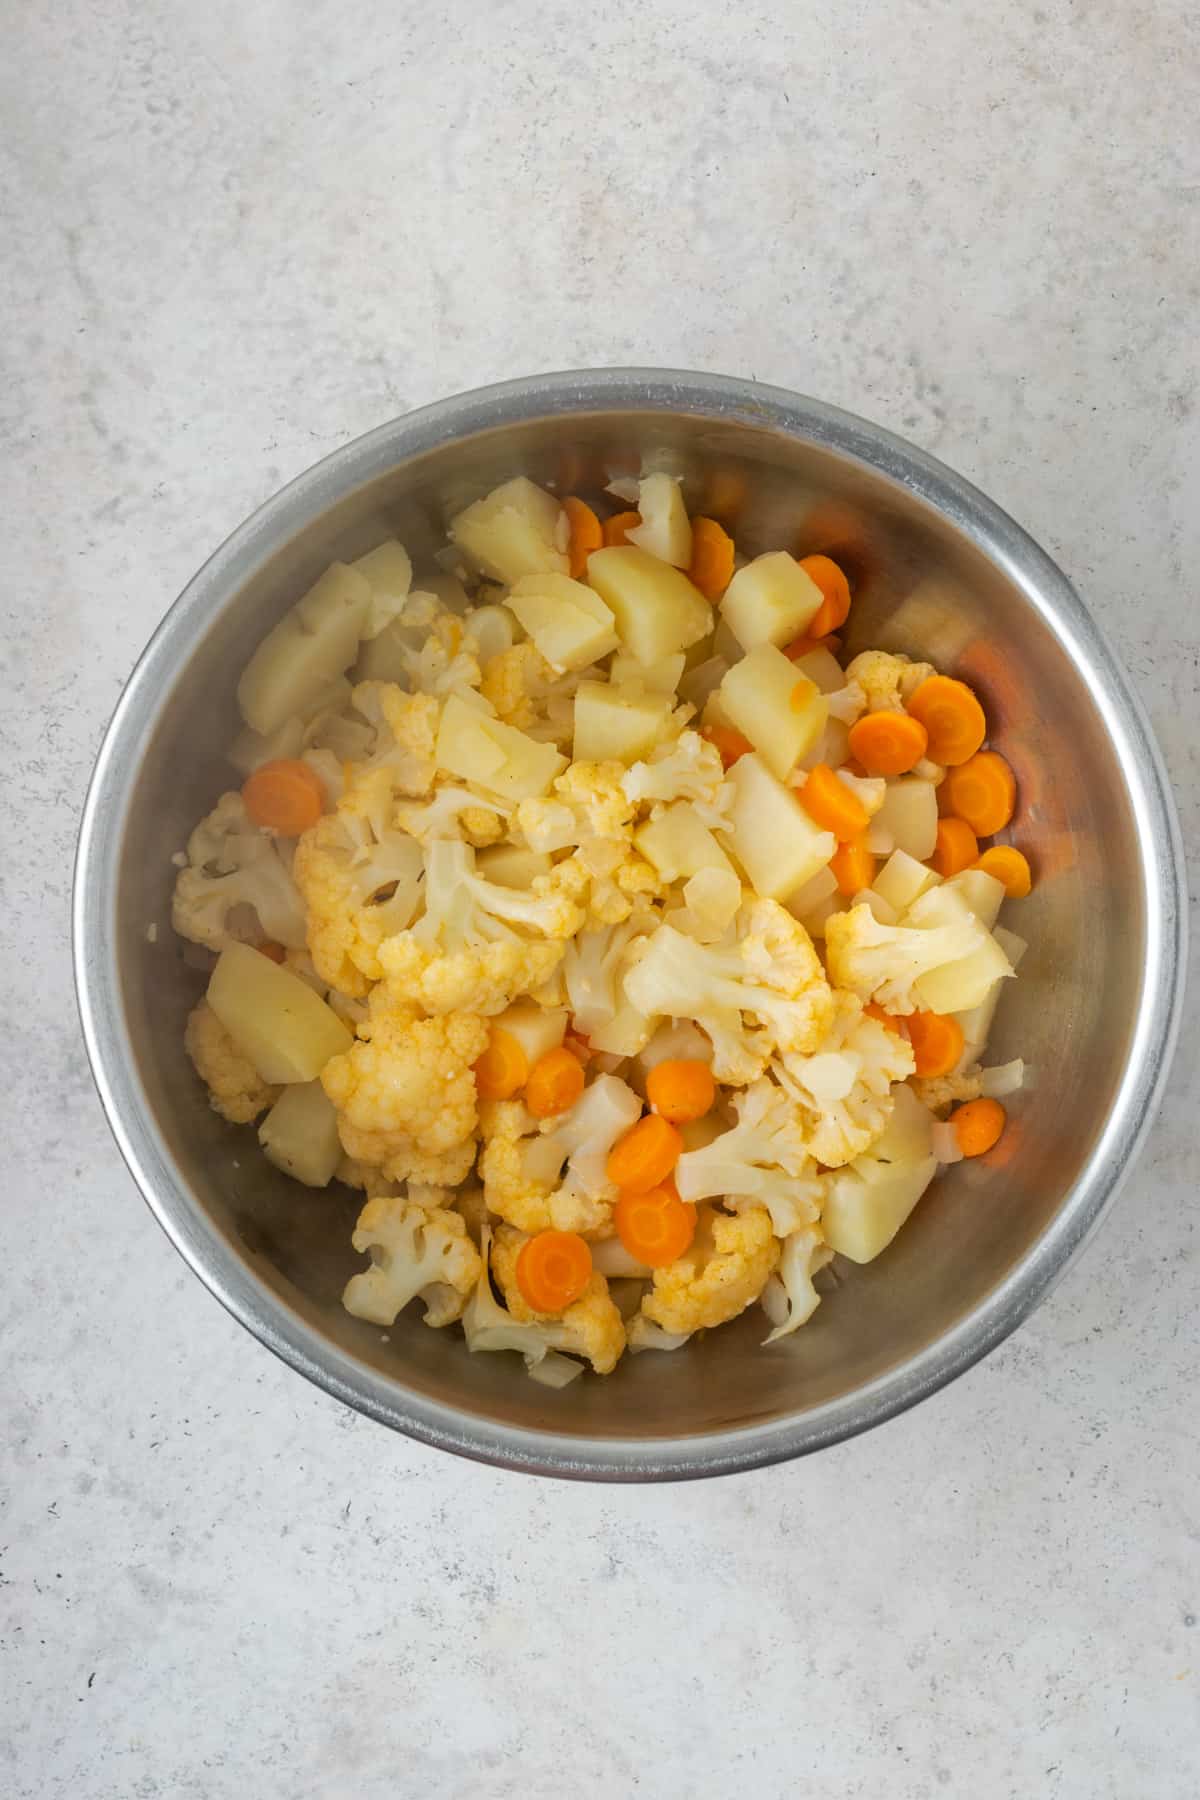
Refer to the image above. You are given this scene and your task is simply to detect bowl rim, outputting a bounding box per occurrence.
[73,367,1187,1481]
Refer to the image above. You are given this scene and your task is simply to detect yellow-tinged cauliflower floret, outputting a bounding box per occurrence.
[292,811,424,996]
[620,730,732,830]
[392,786,506,847]
[171,792,308,953]
[772,990,917,1167]
[340,682,440,826]
[641,1205,780,1336]
[490,1226,626,1374]
[342,1195,482,1327]
[480,641,557,727]
[516,760,666,926]
[824,901,985,1015]
[674,1078,823,1236]
[911,1066,984,1113]
[399,609,485,703]
[762,1223,835,1343]
[477,1100,560,1232]
[184,1000,280,1123]
[844,650,936,714]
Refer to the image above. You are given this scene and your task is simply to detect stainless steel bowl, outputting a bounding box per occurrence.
[74,370,1186,1480]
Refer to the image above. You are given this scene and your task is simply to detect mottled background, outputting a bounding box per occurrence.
[2,1,1198,1795]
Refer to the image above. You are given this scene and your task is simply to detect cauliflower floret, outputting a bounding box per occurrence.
[292,811,424,996]
[459,1227,615,1376]
[342,1195,482,1328]
[675,1078,823,1236]
[761,1223,834,1344]
[481,641,558,728]
[399,608,486,703]
[477,1099,562,1232]
[341,682,440,819]
[171,793,308,953]
[626,1316,692,1353]
[562,911,657,1036]
[825,679,868,726]
[490,1226,626,1373]
[641,1204,780,1335]
[824,901,985,1015]
[623,900,834,1084]
[844,650,936,714]
[335,1155,403,1197]
[539,1073,644,1233]
[184,999,279,1123]
[392,786,506,847]
[772,991,916,1167]
[621,731,732,831]
[516,762,667,926]
[911,1065,984,1113]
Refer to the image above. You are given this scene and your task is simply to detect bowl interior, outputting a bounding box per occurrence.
[100,398,1156,1462]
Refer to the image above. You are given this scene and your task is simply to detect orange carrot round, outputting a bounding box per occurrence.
[257,941,287,964]
[798,554,852,637]
[700,724,755,769]
[687,516,735,599]
[830,836,876,897]
[906,675,987,766]
[799,764,870,841]
[473,1028,528,1101]
[906,1011,965,1079]
[602,510,642,547]
[951,1097,1006,1157]
[606,1113,683,1195]
[864,1001,905,1035]
[847,710,928,776]
[515,1230,593,1313]
[646,1059,715,1125]
[975,845,1033,899]
[242,759,325,836]
[614,1184,698,1268]
[930,816,979,877]
[562,495,603,579]
[525,1046,586,1119]
[943,751,1016,837]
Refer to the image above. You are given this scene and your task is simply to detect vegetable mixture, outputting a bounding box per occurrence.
[173,472,1031,1386]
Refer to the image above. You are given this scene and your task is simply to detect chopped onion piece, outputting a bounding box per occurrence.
[866,819,896,856]
[981,1058,1025,1098]
[760,1274,789,1327]
[592,1240,653,1280]
[860,887,898,925]
[931,1120,964,1164]
[993,925,1028,969]
[527,1352,585,1388]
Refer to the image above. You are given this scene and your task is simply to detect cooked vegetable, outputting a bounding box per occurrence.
[572,680,674,764]
[607,1113,684,1194]
[830,837,876,897]
[722,753,836,900]
[258,1081,342,1187]
[602,510,642,546]
[687,516,735,599]
[847,710,929,776]
[237,563,372,737]
[700,723,754,769]
[799,764,870,841]
[635,803,734,882]
[930,816,980,877]
[797,554,851,638]
[585,546,712,664]
[614,1184,698,1266]
[951,1096,1006,1156]
[646,1059,715,1125]
[436,694,567,802]
[525,1047,586,1118]
[719,646,829,779]
[720,551,823,650]
[352,539,413,638]
[905,1011,965,1080]
[344,1197,482,1327]
[906,675,987,766]
[450,477,568,584]
[515,1229,594,1313]
[943,750,1017,836]
[207,942,353,1084]
[821,1150,938,1263]
[242,758,326,836]
[505,572,619,672]
[976,844,1033,898]
[474,1027,529,1101]
[562,496,603,579]
[626,474,693,568]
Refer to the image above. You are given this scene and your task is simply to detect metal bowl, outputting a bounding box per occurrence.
[74,370,1186,1480]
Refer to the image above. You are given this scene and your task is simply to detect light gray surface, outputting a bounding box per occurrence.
[2,0,1197,1794]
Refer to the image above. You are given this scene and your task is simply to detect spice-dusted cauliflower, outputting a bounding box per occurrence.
[824,902,984,1015]
[516,760,662,926]
[292,811,424,996]
[675,1078,822,1237]
[641,1205,780,1336]
[184,999,280,1123]
[490,1226,626,1373]
[171,793,308,953]
[342,1195,483,1327]
[844,650,936,713]
[911,1066,984,1113]
[773,992,916,1167]
[482,641,560,728]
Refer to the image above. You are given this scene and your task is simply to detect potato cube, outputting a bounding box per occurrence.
[585,546,712,664]
[237,563,372,736]
[719,644,829,779]
[208,944,353,1085]
[790,645,846,694]
[450,477,568,584]
[494,1001,567,1068]
[872,849,942,915]
[868,777,939,861]
[609,650,687,694]
[720,551,823,650]
[626,474,693,568]
[721,753,836,900]
[352,539,413,638]
[506,573,619,672]
[635,803,735,882]
[822,1153,938,1263]
[436,695,566,802]
[475,844,554,890]
[258,1081,342,1187]
[573,681,673,764]
[944,868,1006,931]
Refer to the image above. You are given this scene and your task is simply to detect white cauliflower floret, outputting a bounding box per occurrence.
[399,608,486,704]
[562,912,657,1036]
[621,730,732,830]
[824,902,985,1015]
[340,682,440,827]
[538,1073,644,1234]
[844,650,936,714]
[490,1225,626,1373]
[516,761,662,925]
[641,1205,780,1336]
[761,1224,834,1344]
[292,811,424,996]
[825,679,868,726]
[623,900,834,1085]
[392,786,506,846]
[675,1078,822,1236]
[911,1066,984,1113]
[184,999,279,1123]
[171,793,308,953]
[773,991,916,1167]
[342,1195,483,1328]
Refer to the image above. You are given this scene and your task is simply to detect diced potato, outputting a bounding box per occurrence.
[450,477,568,584]
[237,563,373,736]
[590,1002,654,1057]
[677,654,729,710]
[258,1081,342,1187]
[870,1084,935,1165]
[872,849,942,915]
[721,753,836,900]
[352,540,413,639]
[791,646,846,695]
[506,573,619,672]
[626,474,693,568]
[822,1154,939,1263]
[680,866,743,938]
[495,1001,567,1067]
[952,981,1006,1062]
[585,547,712,665]
[719,645,829,780]
[784,863,838,917]
[476,844,554,890]
[228,715,305,777]
[354,620,411,685]
[720,552,823,650]
[573,680,673,764]
[609,650,687,694]
[436,694,566,802]
[797,892,848,939]
[635,804,735,882]
[869,777,939,861]
[860,888,899,925]
[208,944,353,1085]
[464,603,516,664]
[907,885,1015,1013]
[944,868,1005,932]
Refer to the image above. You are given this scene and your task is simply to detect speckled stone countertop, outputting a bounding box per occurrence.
[3,3,1198,1795]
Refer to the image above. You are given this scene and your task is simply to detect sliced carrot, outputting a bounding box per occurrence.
[906,1011,965,1079]
[700,724,754,769]
[614,1184,698,1268]
[830,836,876,897]
[516,1230,593,1313]
[975,845,1033,899]
[943,750,1016,837]
[242,759,325,836]
[525,1046,586,1119]
[906,675,987,766]
[602,510,642,547]
[784,632,841,661]
[687,516,735,600]
[473,1027,528,1101]
[864,1001,905,1035]
[799,764,870,842]
[646,1059,716,1125]
[257,941,287,964]
[930,816,979,878]
[798,554,852,637]
[952,1097,1006,1157]
[606,1113,683,1195]
[562,495,603,579]
[847,710,928,776]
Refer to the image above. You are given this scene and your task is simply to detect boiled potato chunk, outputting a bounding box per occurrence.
[721,753,836,900]
[506,573,619,672]
[475,844,554,889]
[609,650,687,694]
[944,868,1006,931]
[626,474,693,567]
[868,777,939,861]
[436,695,566,802]
[258,1081,342,1187]
[237,563,372,736]
[872,849,942,915]
[790,645,846,695]
[228,715,305,777]
[822,1153,938,1263]
[450,477,568,584]
[495,1001,567,1067]
[352,539,413,638]
[585,546,712,664]
[635,803,735,882]
[463,602,516,664]
[208,943,353,1085]
[868,1083,934,1165]
[719,645,829,779]
[720,551,823,650]
[573,680,674,763]
[907,885,1014,1013]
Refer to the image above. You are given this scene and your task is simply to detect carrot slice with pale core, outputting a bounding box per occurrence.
[607,1113,683,1194]
[525,1046,586,1118]
[952,1098,1006,1157]
[943,751,1016,837]
[242,759,325,835]
[930,817,979,877]
[798,554,852,637]
[975,845,1033,899]
[646,1059,715,1125]
[906,1011,965,1079]
[614,1184,698,1268]
[830,836,876,897]
[473,1028,528,1101]
[562,496,603,579]
[847,711,928,776]
[800,764,870,841]
[906,676,987,766]
[516,1230,593,1313]
[687,517,735,599]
